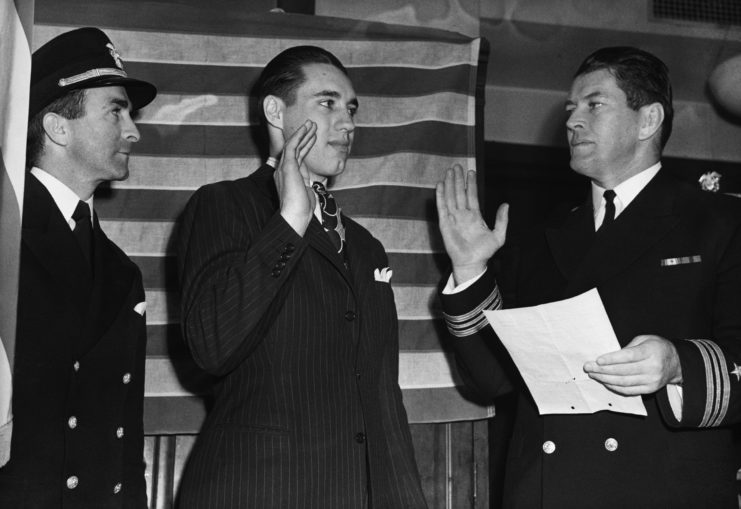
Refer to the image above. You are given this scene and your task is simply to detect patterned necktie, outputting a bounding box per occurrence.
[72,200,93,265]
[600,189,617,230]
[312,181,346,256]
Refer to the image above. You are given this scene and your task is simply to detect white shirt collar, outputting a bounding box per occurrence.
[31,167,94,230]
[591,162,661,229]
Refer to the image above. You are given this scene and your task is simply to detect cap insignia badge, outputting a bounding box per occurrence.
[107,42,124,70]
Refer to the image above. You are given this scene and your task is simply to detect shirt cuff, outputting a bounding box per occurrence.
[442,268,487,295]
[666,384,683,422]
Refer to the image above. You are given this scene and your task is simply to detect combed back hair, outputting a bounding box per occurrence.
[255,45,348,123]
[575,46,674,150]
[26,88,87,168]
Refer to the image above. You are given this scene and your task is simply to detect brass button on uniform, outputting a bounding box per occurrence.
[116,427,124,438]
[542,441,556,454]
[122,373,131,384]
[68,416,77,429]
[73,361,80,372]
[66,476,79,489]
[113,482,122,494]
[604,438,618,452]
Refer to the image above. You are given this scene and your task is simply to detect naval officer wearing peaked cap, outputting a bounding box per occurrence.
[0,27,156,508]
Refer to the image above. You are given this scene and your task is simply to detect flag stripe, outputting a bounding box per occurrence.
[34,25,477,67]
[138,91,474,127]
[145,319,448,359]
[142,285,441,326]
[143,386,493,434]
[134,251,448,290]
[101,219,445,256]
[133,123,474,157]
[97,186,437,221]
[119,63,476,97]
[115,154,473,190]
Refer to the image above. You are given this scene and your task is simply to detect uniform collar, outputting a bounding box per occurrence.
[31,167,93,229]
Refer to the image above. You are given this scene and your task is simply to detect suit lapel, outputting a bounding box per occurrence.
[22,173,92,316]
[306,215,354,287]
[344,219,373,302]
[555,171,681,296]
[545,198,595,284]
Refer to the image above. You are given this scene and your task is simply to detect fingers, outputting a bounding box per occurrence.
[465,169,479,211]
[295,122,317,167]
[441,164,473,213]
[283,120,311,154]
[494,203,509,244]
[453,164,467,210]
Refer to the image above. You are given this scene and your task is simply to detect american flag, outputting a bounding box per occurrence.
[32,0,492,437]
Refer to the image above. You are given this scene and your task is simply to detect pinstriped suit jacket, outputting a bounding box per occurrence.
[176,165,427,509]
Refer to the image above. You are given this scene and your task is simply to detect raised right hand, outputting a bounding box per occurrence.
[435,164,509,285]
[275,120,317,236]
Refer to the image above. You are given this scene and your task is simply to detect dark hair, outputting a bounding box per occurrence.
[255,45,348,123]
[575,46,673,150]
[26,88,87,168]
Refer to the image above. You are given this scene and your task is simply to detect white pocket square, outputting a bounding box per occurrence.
[374,267,393,283]
[134,302,147,316]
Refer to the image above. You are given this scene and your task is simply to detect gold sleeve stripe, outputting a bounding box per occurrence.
[689,339,730,427]
[443,285,502,338]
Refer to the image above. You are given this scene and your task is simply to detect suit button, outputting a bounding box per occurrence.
[122,373,131,384]
[280,252,290,261]
[66,476,79,489]
[113,482,122,494]
[68,416,77,429]
[604,438,618,452]
[355,432,366,444]
[285,243,295,253]
[345,311,356,321]
[542,441,556,454]
[73,361,80,372]
[275,261,286,269]
[116,427,124,439]
[271,269,281,278]
[355,372,361,379]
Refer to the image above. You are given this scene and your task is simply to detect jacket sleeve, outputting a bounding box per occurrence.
[439,265,515,401]
[176,181,308,376]
[657,204,741,428]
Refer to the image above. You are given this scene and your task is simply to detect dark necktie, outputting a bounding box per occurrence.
[312,181,346,257]
[600,189,616,230]
[72,200,93,265]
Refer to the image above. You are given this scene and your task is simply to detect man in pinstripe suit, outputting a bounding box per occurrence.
[177,46,427,508]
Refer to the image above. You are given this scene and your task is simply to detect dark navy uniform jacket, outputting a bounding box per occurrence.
[0,173,147,508]
[442,171,741,509]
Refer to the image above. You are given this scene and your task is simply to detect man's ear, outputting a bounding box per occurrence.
[41,112,70,147]
[263,95,285,130]
[638,102,664,142]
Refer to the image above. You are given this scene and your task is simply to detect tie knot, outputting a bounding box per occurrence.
[72,200,91,222]
[603,189,616,204]
[312,181,328,195]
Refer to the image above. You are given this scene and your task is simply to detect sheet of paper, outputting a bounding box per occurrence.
[483,288,647,416]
